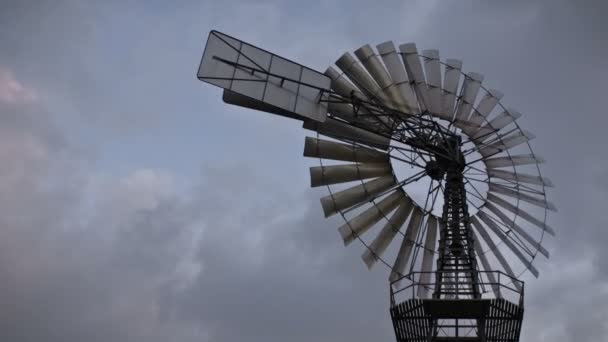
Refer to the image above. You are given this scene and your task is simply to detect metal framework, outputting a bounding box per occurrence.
[210,54,461,163]
[389,160,524,341]
[435,168,481,300]
[197,30,555,342]
[390,271,524,342]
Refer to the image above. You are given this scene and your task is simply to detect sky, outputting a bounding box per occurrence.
[0,0,607,341]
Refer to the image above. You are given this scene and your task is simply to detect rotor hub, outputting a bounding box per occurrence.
[424,134,466,181]
[424,160,445,181]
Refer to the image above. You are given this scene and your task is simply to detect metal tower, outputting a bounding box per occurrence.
[197,30,554,342]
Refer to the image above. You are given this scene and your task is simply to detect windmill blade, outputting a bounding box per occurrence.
[473,109,522,142]
[324,67,390,129]
[487,169,554,187]
[462,114,487,136]
[487,109,522,131]
[417,216,438,298]
[325,66,368,99]
[442,59,463,120]
[471,217,522,292]
[198,30,330,122]
[483,203,550,258]
[324,103,388,133]
[488,182,557,212]
[362,196,414,269]
[310,163,392,187]
[376,41,419,113]
[326,101,366,123]
[454,72,484,121]
[454,118,493,138]
[303,136,388,163]
[458,89,503,136]
[323,67,380,127]
[471,229,502,298]
[389,207,424,282]
[484,154,545,168]
[399,43,429,111]
[479,130,535,158]
[338,190,403,245]
[335,52,389,103]
[487,193,555,236]
[466,89,504,128]
[421,49,442,115]
[477,211,540,277]
[320,175,396,217]
[303,118,391,150]
[355,45,409,111]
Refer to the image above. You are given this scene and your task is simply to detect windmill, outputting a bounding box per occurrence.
[197,30,555,342]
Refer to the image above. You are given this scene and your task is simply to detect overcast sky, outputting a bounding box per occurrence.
[0,0,607,341]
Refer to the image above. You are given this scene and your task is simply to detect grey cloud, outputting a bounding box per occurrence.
[0,93,201,341]
[171,185,395,342]
[0,0,607,341]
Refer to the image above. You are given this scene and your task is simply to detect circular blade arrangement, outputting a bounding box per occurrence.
[302,41,555,291]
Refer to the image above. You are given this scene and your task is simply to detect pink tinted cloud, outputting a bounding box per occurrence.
[0,68,38,104]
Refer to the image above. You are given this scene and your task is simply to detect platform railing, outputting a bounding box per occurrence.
[390,270,524,308]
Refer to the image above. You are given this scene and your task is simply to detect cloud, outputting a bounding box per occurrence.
[0,1,607,342]
[0,68,37,104]
[0,67,390,340]
[0,68,203,342]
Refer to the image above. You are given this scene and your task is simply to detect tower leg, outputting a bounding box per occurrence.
[478,318,487,342]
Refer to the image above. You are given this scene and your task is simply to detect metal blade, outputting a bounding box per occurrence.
[471,217,522,292]
[421,49,442,115]
[477,211,539,277]
[417,216,438,298]
[453,118,493,138]
[325,66,368,99]
[389,207,424,282]
[487,169,553,187]
[320,175,396,217]
[487,193,555,236]
[303,118,390,150]
[488,182,557,212]
[310,163,391,187]
[467,89,504,128]
[376,41,419,113]
[471,229,502,298]
[338,190,403,245]
[441,59,463,120]
[473,109,522,142]
[324,67,387,129]
[303,136,388,163]
[479,130,535,158]
[335,52,389,103]
[484,154,545,168]
[483,203,550,258]
[355,45,409,112]
[326,101,366,123]
[362,196,414,268]
[454,72,484,121]
[399,43,429,111]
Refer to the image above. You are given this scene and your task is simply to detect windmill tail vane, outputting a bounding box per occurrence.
[197,30,554,342]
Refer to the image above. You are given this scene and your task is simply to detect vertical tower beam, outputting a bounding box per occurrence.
[434,169,480,299]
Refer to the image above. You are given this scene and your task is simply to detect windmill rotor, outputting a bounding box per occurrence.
[197,30,555,342]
